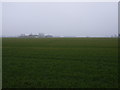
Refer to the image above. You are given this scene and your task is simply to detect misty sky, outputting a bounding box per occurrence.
[2,2,118,37]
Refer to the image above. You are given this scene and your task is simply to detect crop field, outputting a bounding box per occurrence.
[2,38,118,88]
[0,38,2,89]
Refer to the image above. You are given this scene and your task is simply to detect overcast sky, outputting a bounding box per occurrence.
[2,2,118,37]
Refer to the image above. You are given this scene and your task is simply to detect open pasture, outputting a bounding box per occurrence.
[2,38,118,88]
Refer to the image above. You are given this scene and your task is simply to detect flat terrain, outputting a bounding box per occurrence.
[0,38,2,89]
[2,38,118,88]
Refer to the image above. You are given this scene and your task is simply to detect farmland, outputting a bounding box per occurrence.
[2,38,118,88]
[0,38,2,89]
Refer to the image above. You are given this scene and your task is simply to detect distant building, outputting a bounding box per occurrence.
[19,33,53,38]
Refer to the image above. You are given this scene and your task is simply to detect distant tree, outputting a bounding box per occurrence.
[119,34,120,38]
[45,35,53,38]
[38,33,45,38]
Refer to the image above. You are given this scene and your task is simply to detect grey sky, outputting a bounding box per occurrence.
[0,3,2,37]
[2,2,118,37]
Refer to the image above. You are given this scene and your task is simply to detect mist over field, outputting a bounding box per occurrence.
[2,2,118,37]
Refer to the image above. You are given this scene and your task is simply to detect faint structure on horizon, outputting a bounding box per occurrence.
[19,33,53,38]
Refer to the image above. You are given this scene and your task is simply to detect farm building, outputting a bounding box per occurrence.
[19,33,53,38]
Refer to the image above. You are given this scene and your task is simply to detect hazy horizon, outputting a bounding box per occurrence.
[2,2,118,37]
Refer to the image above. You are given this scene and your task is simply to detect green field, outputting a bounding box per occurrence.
[0,38,2,89]
[2,38,118,88]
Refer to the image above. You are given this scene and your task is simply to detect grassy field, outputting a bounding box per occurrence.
[0,38,2,89]
[2,38,118,88]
